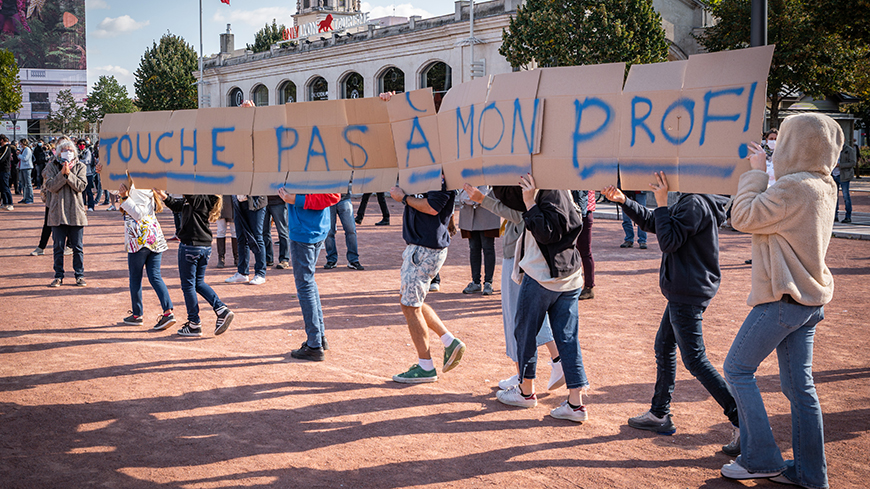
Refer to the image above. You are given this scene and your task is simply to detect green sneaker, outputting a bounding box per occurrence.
[443,338,466,373]
[392,364,438,384]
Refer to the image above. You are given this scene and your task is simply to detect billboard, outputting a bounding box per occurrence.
[0,0,86,70]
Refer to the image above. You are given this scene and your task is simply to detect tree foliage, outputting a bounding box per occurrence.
[499,0,669,70]
[699,0,865,128]
[46,89,86,136]
[804,0,870,44]
[247,20,286,53]
[0,49,23,116]
[134,32,198,112]
[84,75,136,129]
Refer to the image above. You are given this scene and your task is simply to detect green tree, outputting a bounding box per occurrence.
[805,0,870,44]
[499,0,669,70]
[0,49,23,117]
[84,75,137,133]
[699,0,864,128]
[134,33,198,112]
[247,20,286,53]
[46,89,86,136]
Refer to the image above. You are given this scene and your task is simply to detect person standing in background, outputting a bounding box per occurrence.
[17,139,33,204]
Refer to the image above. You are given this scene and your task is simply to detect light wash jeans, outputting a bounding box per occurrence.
[724,299,827,489]
[622,191,647,244]
[18,168,33,203]
[833,174,852,220]
[325,197,359,264]
[501,257,554,362]
[290,239,326,348]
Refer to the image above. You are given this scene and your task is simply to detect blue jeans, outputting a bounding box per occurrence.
[325,198,359,264]
[622,192,647,243]
[263,202,290,264]
[515,275,587,389]
[290,239,326,348]
[833,174,851,220]
[233,198,267,278]
[177,244,225,323]
[52,225,84,279]
[128,247,173,317]
[0,171,12,205]
[651,302,738,425]
[18,169,33,203]
[84,174,96,210]
[724,300,827,489]
[502,257,554,362]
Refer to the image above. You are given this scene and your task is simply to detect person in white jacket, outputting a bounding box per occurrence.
[721,113,840,489]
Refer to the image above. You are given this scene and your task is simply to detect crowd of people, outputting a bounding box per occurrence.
[12,106,845,488]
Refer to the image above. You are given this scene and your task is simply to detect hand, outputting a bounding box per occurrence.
[389,186,405,203]
[519,173,537,210]
[95,162,103,174]
[649,171,670,208]
[277,187,294,204]
[152,188,167,200]
[601,185,626,204]
[241,100,255,108]
[61,161,71,176]
[462,183,485,204]
[746,141,766,171]
[379,91,396,102]
[118,183,129,198]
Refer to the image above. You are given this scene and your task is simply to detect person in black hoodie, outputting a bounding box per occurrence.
[603,172,739,455]
[155,190,234,338]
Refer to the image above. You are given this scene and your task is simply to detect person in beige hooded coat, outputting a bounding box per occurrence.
[720,113,839,489]
[43,138,88,287]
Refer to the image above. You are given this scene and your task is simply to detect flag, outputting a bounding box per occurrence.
[221,0,230,4]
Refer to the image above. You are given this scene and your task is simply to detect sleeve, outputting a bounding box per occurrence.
[67,163,88,192]
[731,170,788,235]
[424,190,452,214]
[652,199,703,254]
[302,193,341,210]
[522,191,569,245]
[480,194,523,224]
[120,190,149,222]
[621,197,657,234]
[163,196,185,213]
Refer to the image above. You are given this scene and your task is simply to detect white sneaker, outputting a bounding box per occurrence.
[248,275,266,285]
[547,360,565,390]
[64,247,73,256]
[29,247,44,256]
[720,460,783,480]
[6,205,13,211]
[496,385,537,408]
[429,282,440,292]
[107,205,117,211]
[498,374,519,390]
[225,272,249,283]
[550,400,588,422]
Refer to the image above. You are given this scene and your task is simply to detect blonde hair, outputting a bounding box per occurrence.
[208,195,223,223]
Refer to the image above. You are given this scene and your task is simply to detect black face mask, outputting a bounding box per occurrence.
[491,186,527,212]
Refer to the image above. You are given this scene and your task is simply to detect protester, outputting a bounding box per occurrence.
[44,138,88,287]
[834,139,856,223]
[225,194,268,285]
[573,190,596,300]
[214,196,237,268]
[17,139,33,204]
[0,135,14,210]
[458,185,500,295]
[263,194,291,269]
[355,192,390,226]
[277,187,340,361]
[157,190,234,337]
[325,190,364,270]
[32,138,48,189]
[78,139,95,212]
[721,114,840,488]
[603,174,739,453]
[117,175,175,331]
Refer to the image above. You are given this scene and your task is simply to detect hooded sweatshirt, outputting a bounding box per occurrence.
[622,193,728,307]
[731,113,840,307]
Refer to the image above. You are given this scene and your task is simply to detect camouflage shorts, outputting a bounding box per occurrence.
[400,244,448,307]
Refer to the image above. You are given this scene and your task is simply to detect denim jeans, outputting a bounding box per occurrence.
[501,257,554,362]
[128,247,173,317]
[84,174,96,210]
[52,225,84,279]
[177,244,225,323]
[515,275,587,389]
[0,171,11,205]
[724,300,827,489]
[290,239,326,348]
[263,202,290,264]
[18,169,33,203]
[467,231,495,284]
[233,198,266,278]
[325,198,359,264]
[833,174,852,220]
[622,191,647,243]
[651,301,739,425]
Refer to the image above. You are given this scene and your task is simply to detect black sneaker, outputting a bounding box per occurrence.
[178,322,203,337]
[323,261,337,269]
[375,219,390,226]
[48,278,62,287]
[354,216,362,225]
[620,241,634,248]
[123,312,144,326]
[153,313,177,331]
[722,424,741,456]
[75,277,87,287]
[347,261,365,270]
[215,308,234,335]
[639,242,648,249]
[291,342,325,361]
[627,410,676,435]
[842,217,852,224]
[322,336,329,351]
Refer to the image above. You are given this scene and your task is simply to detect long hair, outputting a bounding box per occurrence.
[124,172,164,214]
[208,195,223,223]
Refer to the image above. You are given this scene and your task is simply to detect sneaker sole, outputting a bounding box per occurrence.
[550,411,588,423]
[215,311,234,336]
[124,321,144,326]
[178,331,203,337]
[392,374,438,384]
[627,421,676,435]
[496,395,537,408]
[548,377,566,391]
[722,446,741,457]
[153,318,177,331]
[443,343,466,373]
[290,353,325,361]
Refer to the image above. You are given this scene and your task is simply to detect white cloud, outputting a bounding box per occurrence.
[93,65,130,77]
[361,3,433,19]
[212,7,297,28]
[92,15,149,38]
[87,0,110,10]
[89,66,135,95]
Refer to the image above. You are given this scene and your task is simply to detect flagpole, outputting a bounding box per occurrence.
[198,0,203,108]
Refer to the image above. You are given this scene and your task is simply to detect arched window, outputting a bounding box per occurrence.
[308,76,329,101]
[227,87,244,107]
[420,62,452,96]
[251,84,269,106]
[341,72,364,99]
[378,67,404,94]
[278,80,297,104]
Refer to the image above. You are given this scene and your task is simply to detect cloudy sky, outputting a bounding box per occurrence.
[86,0,460,95]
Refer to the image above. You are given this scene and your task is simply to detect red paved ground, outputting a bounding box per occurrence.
[1,197,868,488]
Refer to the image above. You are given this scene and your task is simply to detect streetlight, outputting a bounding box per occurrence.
[750,0,767,47]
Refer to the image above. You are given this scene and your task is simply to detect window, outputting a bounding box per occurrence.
[378,67,404,94]
[227,87,244,107]
[308,76,328,101]
[341,72,363,99]
[252,84,269,106]
[278,80,297,104]
[30,92,50,113]
[420,62,452,96]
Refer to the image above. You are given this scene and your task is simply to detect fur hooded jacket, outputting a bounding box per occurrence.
[731,113,841,307]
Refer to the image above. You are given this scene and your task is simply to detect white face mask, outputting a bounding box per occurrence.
[766,140,776,151]
[60,151,75,161]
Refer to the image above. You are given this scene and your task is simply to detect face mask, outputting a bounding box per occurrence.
[38,142,43,146]
[60,151,74,161]
[766,140,776,150]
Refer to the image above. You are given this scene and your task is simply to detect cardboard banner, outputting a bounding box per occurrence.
[100,45,773,196]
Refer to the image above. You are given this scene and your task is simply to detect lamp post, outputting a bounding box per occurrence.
[750,0,767,47]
